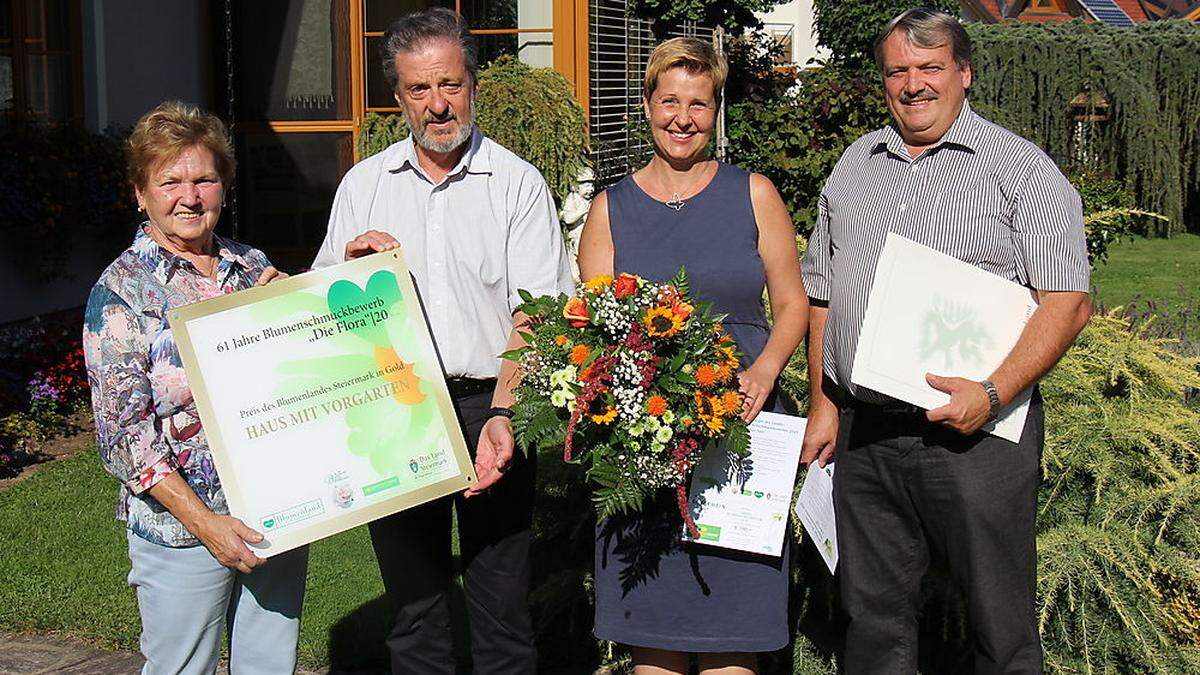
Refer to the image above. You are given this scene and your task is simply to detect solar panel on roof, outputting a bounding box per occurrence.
[1077,0,1136,26]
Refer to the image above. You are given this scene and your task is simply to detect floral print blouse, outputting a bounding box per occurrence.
[83,225,272,547]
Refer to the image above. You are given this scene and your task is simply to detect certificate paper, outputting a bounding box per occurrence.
[794,462,838,575]
[684,412,806,557]
[850,233,1037,442]
[170,252,476,556]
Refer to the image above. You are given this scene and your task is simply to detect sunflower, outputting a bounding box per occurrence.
[646,395,668,416]
[590,405,618,424]
[569,344,592,365]
[584,275,613,293]
[695,364,719,388]
[643,306,684,338]
[694,392,727,434]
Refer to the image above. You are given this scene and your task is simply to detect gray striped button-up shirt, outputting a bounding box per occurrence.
[801,101,1089,404]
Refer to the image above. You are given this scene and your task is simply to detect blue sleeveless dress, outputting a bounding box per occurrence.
[592,162,790,652]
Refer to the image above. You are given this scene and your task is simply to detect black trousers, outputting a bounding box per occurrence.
[368,390,537,674]
[834,398,1044,675]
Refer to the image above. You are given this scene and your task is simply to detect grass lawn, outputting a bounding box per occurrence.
[0,450,455,671]
[1090,233,1200,316]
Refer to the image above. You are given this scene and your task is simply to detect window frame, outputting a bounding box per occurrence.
[0,0,85,126]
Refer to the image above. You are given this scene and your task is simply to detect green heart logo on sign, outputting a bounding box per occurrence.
[262,519,275,529]
[326,270,403,347]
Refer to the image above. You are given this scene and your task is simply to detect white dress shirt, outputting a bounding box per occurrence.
[313,128,574,379]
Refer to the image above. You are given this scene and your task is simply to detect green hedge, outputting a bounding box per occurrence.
[967,20,1200,235]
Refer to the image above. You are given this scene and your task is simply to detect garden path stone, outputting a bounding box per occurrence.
[0,633,334,674]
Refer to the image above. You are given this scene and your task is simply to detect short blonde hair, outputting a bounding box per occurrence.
[126,101,236,191]
[642,37,728,105]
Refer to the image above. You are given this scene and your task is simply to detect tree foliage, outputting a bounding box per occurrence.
[811,0,960,71]
[725,66,889,230]
[967,20,1200,234]
[625,0,781,34]
[357,56,588,212]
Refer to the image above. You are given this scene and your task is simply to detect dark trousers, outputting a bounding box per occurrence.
[834,398,1044,675]
[368,390,537,675]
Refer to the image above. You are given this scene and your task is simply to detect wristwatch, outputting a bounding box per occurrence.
[487,406,515,420]
[980,380,1002,421]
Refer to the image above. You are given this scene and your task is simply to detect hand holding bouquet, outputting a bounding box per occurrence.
[504,270,750,535]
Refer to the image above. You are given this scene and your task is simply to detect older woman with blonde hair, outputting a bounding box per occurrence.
[578,38,809,673]
[83,101,306,674]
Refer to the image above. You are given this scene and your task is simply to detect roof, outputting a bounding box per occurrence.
[961,0,1160,22]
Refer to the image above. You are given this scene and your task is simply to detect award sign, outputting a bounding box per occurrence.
[170,251,476,556]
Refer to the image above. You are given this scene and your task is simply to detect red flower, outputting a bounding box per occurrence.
[614,273,639,299]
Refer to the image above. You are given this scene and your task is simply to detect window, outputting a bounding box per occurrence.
[362,0,586,114]
[232,0,359,271]
[0,0,83,127]
[227,0,588,270]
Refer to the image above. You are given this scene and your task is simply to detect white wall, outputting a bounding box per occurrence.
[756,0,829,65]
[517,0,554,69]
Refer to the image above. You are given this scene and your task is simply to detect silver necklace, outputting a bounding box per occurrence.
[660,162,714,212]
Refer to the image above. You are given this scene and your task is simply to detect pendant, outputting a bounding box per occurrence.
[666,193,685,212]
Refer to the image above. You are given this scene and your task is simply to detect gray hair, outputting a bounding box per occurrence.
[381,7,478,93]
[874,8,972,72]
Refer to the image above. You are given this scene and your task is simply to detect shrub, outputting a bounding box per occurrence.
[726,66,888,233]
[1070,169,1169,265]
[811,0,960,72]
[0,125,136,282]
[356,56,588,217]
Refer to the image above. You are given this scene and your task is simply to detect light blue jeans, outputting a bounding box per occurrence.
[126,531,309,675]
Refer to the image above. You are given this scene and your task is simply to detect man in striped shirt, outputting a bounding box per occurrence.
[800,8,1091,674]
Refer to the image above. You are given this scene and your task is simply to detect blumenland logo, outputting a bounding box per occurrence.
[918,295,992,370]
[409,459,420,474]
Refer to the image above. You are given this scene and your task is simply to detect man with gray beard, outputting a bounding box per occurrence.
[312,8,572,674]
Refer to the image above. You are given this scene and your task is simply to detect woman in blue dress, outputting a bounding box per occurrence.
[577,37,809,674]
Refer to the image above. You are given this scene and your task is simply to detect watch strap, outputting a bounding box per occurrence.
[487,406,515,420]
[980,380,1001,421]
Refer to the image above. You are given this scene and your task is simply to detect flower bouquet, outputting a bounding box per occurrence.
[504,270,750,535]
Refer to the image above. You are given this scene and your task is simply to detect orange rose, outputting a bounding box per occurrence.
[672,301,693,320]
[614,273,640,299]
[563,296,589,327]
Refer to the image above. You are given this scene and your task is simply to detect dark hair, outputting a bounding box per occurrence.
[874,8,972,72]
[381,7,478,93]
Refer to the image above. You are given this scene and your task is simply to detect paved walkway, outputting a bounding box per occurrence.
[0,633,336,675]
[0,632,607,674]
[0,634,144,675]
